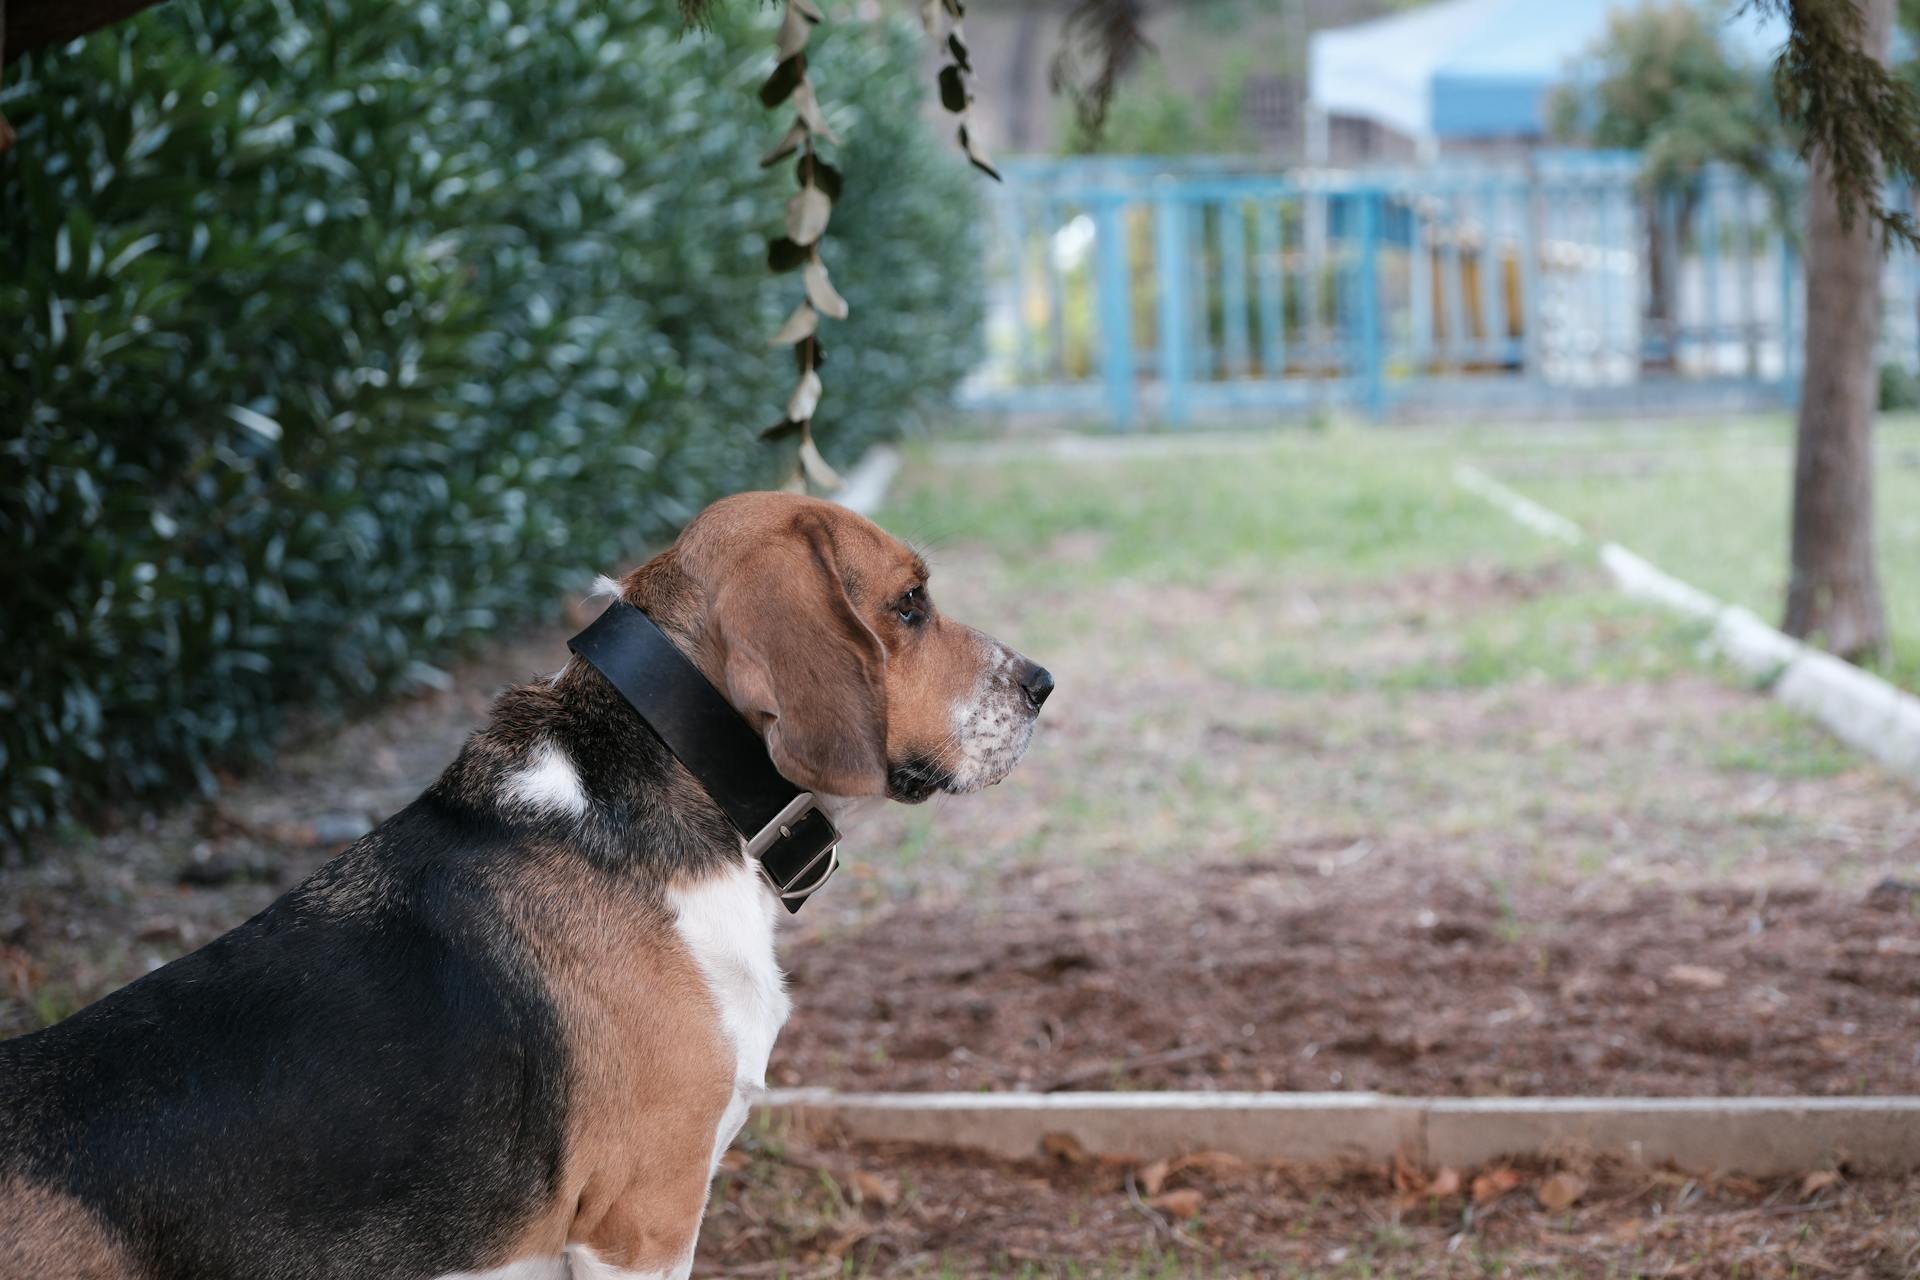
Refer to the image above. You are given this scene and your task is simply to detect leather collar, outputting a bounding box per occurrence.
[568,601,840,913]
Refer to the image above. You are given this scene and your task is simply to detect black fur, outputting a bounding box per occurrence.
[0,653,743,1280]
[885,754,954,804]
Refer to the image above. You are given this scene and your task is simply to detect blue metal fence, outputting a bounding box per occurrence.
[960,153,1920,425]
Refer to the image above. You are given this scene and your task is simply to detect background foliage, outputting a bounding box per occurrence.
[1061,54,1256,157]
[0,0,982,842]
[1548,2,1786,193]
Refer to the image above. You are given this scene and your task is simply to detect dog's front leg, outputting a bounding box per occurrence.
[560,1086,739,1280]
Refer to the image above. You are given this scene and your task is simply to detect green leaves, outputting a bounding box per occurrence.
[2,0,984,846]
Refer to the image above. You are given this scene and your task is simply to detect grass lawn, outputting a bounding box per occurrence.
[1473,414,1920,691]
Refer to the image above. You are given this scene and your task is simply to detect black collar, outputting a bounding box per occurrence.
[567,600,840,913]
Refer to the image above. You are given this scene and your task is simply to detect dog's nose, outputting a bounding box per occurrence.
[1018,662,1055,711]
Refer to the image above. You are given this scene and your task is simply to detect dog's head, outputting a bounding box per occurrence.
[645,491,1051,803]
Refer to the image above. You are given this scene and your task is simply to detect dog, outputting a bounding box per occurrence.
[0,491,1053,1280]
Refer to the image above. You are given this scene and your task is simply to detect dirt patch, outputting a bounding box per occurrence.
[774,858,1920,1098]
[698,1132,1920,1277]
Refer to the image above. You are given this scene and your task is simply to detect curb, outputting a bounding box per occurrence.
[831,444,902,517]
[759,1090,1920,1176]
[1454,464,1920,785]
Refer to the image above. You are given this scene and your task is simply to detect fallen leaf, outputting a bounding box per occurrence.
[1149,1188,1204,1219]
[1471,1167,1523,1205]
[1665,963,1728,991]
[1041,1131,1088,1164]
[1171,1150,1249,1179]
[1391,1148,1424,1194]
[849,1169,899,1208]
[1537,1171,1587,1212]
[1800,1169,1842,1199]
[1428,1166,1463,1198]
[1135,1158,1170,1197]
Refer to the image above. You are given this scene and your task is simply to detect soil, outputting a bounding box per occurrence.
[774,862,1920,1098]
[695,1134,1920,1277]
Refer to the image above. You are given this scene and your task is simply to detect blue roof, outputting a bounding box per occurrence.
[1432,0,1790,138]
[1311,0,1795,142]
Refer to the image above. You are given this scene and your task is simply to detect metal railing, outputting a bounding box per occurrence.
[961,153,1920,425]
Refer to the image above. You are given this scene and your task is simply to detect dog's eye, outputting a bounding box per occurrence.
[896,587,928,626]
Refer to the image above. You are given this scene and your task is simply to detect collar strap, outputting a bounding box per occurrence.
[567,600,839,913]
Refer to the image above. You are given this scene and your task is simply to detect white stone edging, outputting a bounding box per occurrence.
[759,1089,1920,1176]
[1454,464,1920,784]
[831,444,901,517]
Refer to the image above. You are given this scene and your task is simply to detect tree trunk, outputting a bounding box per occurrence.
[1784,0,1892,662]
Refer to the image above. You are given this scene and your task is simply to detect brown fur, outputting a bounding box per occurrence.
[490,851,733,1273]
[621,492,990,796]
[0,1178,137,1280]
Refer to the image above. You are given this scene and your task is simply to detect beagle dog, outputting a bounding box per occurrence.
[0,492,1053,1280]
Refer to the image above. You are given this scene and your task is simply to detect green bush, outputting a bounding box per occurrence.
[0,0,982,842]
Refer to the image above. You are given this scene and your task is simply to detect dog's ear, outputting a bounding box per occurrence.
[710,518,889,797]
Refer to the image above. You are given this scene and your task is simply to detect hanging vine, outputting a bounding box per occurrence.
[758,0,850,489]
[922,0,1001,181]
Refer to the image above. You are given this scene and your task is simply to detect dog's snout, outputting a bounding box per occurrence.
[1017,661,1055,711]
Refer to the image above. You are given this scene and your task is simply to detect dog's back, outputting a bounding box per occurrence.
[0,794,570,1280]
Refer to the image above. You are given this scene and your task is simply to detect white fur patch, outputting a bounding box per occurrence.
[434,1255,569,1280]
[503,740,590,818]
[436,1247,678,1280]
[667,857,790,1175]
[567,1246,683,1280]
[946,641,1036,793]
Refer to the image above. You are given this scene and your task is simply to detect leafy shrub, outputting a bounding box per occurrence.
[0,0,982,842]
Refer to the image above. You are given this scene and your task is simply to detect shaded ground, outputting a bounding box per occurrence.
[695,1131,1920,1278]
[6,425,1920,1270]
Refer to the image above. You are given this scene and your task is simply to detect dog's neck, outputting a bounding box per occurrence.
[431,556,746,884]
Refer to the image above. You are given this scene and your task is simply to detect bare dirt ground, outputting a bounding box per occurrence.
[696,1132,1920,1278]
[6,436,1920,1273]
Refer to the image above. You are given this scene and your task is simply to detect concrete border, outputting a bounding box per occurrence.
[761,1090,1920,1176]
[830,444,901,517]
[1454,464,1920,784]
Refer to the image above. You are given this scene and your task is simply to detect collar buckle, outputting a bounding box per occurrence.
[746,791,841,914]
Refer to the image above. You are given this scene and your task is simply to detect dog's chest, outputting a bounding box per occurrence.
[666,858,790,1167]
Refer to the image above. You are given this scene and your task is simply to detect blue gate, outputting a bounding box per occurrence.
[961,153,1920,425]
